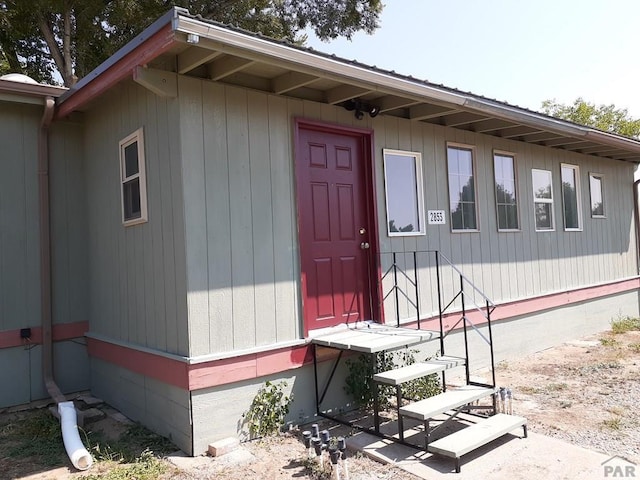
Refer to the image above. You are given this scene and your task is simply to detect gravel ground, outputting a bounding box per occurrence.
[494,330,640,464]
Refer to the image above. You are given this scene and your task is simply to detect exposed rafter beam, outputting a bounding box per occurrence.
[442,112,488,127]
[377,95,421,113]
[601,151,638,158]
[561,141,598,151]
[409,103,459,120]
[499,126,544,138]
[208,56,255,81]
[177,47,222,74]
[519,132,565,143]
[471,118,517,133]
[325,85,373,104]
[544,137,586,147]
[271,71,319,94]
[578,145,625,154]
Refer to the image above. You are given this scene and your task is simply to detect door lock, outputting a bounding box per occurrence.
[360,242,370,250]
[359,227,366,235]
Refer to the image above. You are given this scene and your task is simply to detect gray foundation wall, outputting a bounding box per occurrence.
[90,358,193,454]
[191,360,353,455]
[188,290,639,453]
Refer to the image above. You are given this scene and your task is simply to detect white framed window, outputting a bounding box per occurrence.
[532,169,554,231]
[561,163,582,231]
[383,149,425,236]
[494,151,519,231]
[447,143,478,231]
[589,173,605,218]
[119,128,148,226]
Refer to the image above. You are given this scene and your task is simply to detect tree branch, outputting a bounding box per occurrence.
[63,7,74,84]
[36,12,71,86]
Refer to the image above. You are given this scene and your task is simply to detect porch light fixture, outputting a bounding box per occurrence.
[186,33,200,44]
[343,99,380,120]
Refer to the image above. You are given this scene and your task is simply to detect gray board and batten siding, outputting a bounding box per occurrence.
[83,81,189,357]
[83,76,637,360]
[374,116,638,322]
[0,100,89,408]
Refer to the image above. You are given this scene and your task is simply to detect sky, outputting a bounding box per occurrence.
[304,0,640,117]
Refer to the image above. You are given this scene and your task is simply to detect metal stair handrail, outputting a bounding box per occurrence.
[378,250,497,389]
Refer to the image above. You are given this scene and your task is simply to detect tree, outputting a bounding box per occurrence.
[541,97,640,139]
[0,0,383,87]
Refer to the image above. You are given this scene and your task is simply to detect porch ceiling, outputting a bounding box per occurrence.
[156,29,640,163]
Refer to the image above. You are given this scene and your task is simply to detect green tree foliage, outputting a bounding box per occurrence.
[541,97,640,139]
[0,0,382,87]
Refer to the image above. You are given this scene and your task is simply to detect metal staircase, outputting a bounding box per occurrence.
[312,250,527,473]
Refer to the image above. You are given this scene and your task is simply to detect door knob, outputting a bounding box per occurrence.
[360,242,370,250]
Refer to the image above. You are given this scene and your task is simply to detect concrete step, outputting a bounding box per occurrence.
[399,385,494,421]
[373,356,465,386]
[427,413,527,472]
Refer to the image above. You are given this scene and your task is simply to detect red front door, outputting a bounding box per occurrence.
[296,122,374,334]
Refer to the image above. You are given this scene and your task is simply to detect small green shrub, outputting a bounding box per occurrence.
[243,381,293,438]
[629,343,640,354]
[344,352,395,409]
[600,337,619,347]
[399,350,442,402]
[546,382,568,392]
[611,315,640,334]
[601,417,622,431]
[344,349,442,409]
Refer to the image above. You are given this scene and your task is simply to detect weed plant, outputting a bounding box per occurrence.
[611,315,640,334]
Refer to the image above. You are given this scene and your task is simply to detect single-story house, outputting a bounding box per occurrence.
[1,7,639,455]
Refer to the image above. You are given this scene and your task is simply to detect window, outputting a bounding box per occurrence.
[561,164,582,230]
[119,128,148,226]
[447,144,477,231]
[532,169,554,231]
[494,152,519,230]
[383,149,425,236]
[589,173,605,218]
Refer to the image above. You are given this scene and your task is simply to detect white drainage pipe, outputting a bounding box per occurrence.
[58,401,93,470]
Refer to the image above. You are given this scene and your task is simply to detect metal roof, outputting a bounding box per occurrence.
[58,7,640,163]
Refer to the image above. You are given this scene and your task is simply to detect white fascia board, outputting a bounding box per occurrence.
[172,15,467,108]
[0,79,66,100]
[585,129,640,154]
[462,97,587,138]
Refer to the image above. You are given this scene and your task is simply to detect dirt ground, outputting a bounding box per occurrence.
[493,329,640,465]
[1,327,638,479]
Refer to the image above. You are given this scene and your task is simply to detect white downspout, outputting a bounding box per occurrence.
[59,402,93,470]
[39,96,93,471]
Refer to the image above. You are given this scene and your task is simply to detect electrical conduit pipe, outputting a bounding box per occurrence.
[39,96,93,471]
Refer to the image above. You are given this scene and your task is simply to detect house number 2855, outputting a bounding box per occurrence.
[428,210,446,225]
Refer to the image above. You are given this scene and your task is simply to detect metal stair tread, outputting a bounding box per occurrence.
[311,326,440,353]
[373,356,465,385]
[399,385,495,421]
[427,413,527,458]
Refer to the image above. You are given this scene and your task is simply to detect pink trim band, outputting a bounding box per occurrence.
[86,278,640,391]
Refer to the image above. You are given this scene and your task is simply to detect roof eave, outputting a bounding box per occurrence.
[174,14,640,160]
[55,7,184,118]
[0,79,66,103]
[54,8,640,161]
